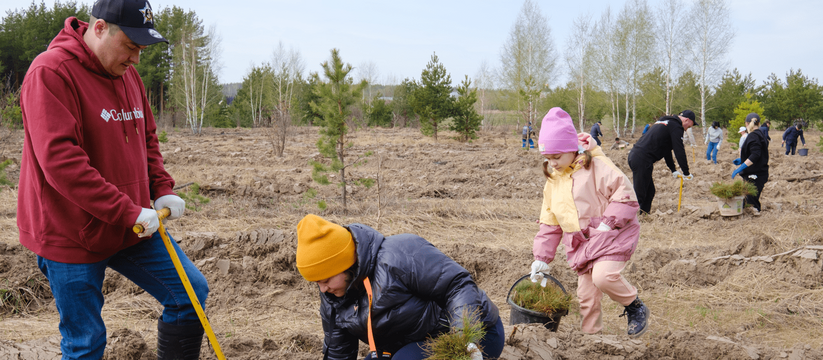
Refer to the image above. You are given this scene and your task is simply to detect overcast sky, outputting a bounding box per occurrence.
[5,0,822,87]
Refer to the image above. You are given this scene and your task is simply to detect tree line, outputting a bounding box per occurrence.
[2,0,822,141]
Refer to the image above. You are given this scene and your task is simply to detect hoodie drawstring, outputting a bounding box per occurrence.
[109,76,141,143]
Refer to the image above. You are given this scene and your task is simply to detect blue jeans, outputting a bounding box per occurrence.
[706,141,719,163]
[365,317,506,360]
[37,230,209,360]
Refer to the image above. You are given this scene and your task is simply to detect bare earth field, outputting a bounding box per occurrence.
[0,126,822,359]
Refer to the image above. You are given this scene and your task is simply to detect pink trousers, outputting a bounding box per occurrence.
[577,260,637,334]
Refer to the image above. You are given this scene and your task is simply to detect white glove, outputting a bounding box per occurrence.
[684,174,694,180]
[530,260,550,284]
[154,195,185,220]
[716,142,721,150]
[467,343,483,360]
[672,171,682,178]
[597,223,612,231]
[135,208,160,238]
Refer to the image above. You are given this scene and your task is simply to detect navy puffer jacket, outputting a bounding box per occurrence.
[319,224,500,359]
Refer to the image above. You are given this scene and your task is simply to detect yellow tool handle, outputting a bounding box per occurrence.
[132,208,171,233]
[677,176,684,212]
[131,209,226,360]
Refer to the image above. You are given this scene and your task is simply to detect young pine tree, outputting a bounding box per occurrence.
[450,76,483,142]
[413,53,453,141]
[309,49,372,213]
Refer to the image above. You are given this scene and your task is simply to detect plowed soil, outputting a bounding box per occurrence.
[1,125,821,359]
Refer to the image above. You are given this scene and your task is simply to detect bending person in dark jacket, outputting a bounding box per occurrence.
[296,214,504,360]
[732,113,769,213]
[627,110,697,214]
[782,123,805,155]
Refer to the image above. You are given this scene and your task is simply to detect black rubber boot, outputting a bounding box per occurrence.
[157,320,204,360]
[620,297,650,338]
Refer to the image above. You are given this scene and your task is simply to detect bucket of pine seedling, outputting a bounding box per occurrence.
[507,274,572,332]
[710,180,757,216]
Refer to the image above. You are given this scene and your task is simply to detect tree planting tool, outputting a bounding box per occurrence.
[677,174,684,212]
[133,208,226,360]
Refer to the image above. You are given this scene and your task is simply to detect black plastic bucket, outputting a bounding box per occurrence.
[506,274,569,332]
[798,148,808,156]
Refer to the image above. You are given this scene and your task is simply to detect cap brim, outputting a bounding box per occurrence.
[120,26,168,46]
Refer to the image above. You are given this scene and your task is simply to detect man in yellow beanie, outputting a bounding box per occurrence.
[296,214,504,360]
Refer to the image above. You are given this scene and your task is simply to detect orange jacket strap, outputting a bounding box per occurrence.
[363,277,377,353]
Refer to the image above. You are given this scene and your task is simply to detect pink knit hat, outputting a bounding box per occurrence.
[538,107,578,154]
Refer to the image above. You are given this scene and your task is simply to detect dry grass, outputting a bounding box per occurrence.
[0,126,821,356]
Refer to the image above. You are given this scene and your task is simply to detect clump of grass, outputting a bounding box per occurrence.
[0,159,13,187]
[423,310,486,360]
[510,279,572,315]
[710,180,758,199]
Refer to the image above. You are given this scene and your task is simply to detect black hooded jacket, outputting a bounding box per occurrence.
[319,224,499,359]
[740,128,769,176]
[628,115,691,176]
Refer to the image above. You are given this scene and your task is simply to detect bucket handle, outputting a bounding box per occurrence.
[506,274,567,304]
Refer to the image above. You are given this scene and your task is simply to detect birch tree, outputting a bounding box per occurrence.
[655,0,687,115]
[499,0,557,127]
[620,0,654,136]
[592,8,623,136]
[269,42,304,156]
[171,23,223,135]
[564,14,595,132]
[688,0,734,127]
[245,64,271,128]
[473,59,496,129]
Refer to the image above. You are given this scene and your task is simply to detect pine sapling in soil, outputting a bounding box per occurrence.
[510,280,572,315]
[423,309,485,360]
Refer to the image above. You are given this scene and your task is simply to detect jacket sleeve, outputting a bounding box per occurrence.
[403,239,489,330]
[21,66,141,227]
[670,127,690,175]
[782,127,790,141]
[136,72,175,200]
[596,161,640,229]
[800,130,805,145]
[321,299,359,360]
[533,223,562,263]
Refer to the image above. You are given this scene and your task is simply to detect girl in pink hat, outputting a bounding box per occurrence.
[529,107,650,337]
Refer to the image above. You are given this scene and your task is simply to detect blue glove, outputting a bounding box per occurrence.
[733,158,742,166]
[731,164,748,179]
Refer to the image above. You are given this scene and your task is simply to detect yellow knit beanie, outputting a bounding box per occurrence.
[296,214,356,282]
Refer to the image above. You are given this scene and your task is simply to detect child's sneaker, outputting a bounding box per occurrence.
[620,297,650,337]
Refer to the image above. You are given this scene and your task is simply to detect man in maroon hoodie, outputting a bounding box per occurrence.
[18,0,208,359]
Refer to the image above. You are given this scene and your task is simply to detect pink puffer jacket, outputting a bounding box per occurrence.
[533,133,640,275]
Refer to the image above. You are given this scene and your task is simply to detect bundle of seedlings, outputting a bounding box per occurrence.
[510,279,573,315]
[710,180,758,199]
[423,310,486,360]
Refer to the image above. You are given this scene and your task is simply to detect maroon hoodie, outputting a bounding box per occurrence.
[18,17,175,263]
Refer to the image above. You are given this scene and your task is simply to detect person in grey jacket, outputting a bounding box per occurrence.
[296,214,504,360]
[703,121,723,164]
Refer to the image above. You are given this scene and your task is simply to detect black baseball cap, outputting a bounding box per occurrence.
[678,110,698,126]
[92,0,168,45]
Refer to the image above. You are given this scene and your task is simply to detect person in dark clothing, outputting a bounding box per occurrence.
[759,120,771,142]
[732,113,769,214]
[782,123,806,155]
[627,110,697,214]
[590,121,604,146]
[296,214,504,360]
